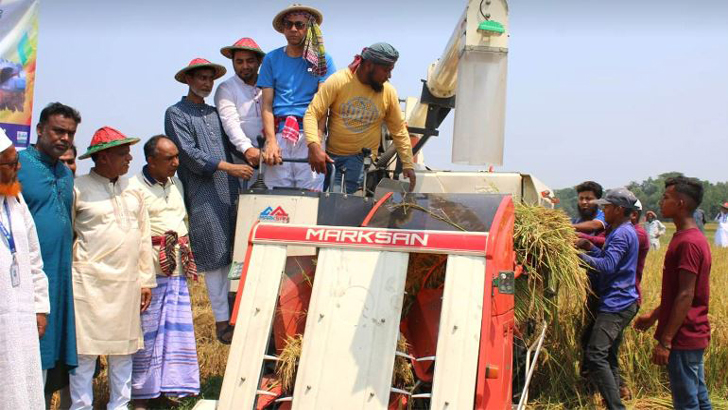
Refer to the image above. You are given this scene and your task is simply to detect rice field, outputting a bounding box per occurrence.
[56,223,728,409]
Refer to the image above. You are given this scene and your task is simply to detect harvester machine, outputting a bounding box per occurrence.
[195,0,556,408]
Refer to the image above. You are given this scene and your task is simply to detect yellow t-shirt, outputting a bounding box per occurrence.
[303,68,414,169]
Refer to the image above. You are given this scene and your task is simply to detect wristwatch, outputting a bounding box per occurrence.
[658,340,672,350]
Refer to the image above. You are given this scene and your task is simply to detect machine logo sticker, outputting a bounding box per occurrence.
[259,206,290,223]
[305,228,429,247]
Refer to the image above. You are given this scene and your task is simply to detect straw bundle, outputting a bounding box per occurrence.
[276,334,303,393]
[513,203,590,333]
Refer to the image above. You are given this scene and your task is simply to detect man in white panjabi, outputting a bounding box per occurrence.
[69,126,156,410]
[0,128,50,409]
[715,202,728,248]
[215,37,267,188]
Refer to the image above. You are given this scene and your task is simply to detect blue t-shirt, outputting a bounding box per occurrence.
[257,47,336,121]
[579,221,640,313]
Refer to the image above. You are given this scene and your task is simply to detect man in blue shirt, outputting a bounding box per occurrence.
[573,180,606,234]
[18,102,80,406]
[576,187,640,410]
[258,4,335,190]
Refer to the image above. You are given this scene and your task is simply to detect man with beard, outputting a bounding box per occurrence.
[215,38,266,183]
[18,102,80,405]
[70,127,156,409]
[303,43,416,193]
[129,136,199,407]
[0,128,50,409]
[165,59,253,344]
[258,4,335,190]
[573,180,606,234]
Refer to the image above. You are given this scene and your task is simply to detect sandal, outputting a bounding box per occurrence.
[216,325,234,345]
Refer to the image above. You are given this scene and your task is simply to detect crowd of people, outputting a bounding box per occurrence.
[571,180,714,410]
[0,2,723,410]
[0,3,417,409]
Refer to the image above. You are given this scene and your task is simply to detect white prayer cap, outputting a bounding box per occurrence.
[0,128,12,152]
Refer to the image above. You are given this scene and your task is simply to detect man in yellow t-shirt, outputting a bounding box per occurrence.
[303,42,416,193]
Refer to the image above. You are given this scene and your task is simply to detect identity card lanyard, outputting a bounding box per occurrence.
[0,200,19,287]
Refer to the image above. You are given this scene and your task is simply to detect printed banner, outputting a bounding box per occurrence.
[0,0,39,147]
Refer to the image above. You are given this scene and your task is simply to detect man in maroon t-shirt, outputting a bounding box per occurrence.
[634,176,712,410]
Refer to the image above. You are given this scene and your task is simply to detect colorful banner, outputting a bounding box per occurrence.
[0,0,39,147]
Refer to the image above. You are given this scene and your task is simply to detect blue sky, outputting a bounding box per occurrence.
[31,0,728,189]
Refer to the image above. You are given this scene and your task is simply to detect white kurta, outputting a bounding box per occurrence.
[214,75,264,155]
[72,171,156,355]
[0,194,50,410]
[715,212,728,248]
[128,172,188,277]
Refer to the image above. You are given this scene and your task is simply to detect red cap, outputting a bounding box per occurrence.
[221,38,266,59]
[78,126,140,159]
[174,58,227,84]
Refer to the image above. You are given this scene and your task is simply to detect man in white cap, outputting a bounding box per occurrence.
[70,126,156,410]
[215,38,267,185]
[0,127,50,409]
[259,4,336,190]
[644,211,667,250]
[165,58,253,344]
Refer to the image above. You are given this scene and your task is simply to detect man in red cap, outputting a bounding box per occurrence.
[165,59,253,344]
[215,38,266,183]
[69,126,156,409]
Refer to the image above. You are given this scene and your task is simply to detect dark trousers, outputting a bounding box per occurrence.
[667,349,712,410]
[583,303,638,410]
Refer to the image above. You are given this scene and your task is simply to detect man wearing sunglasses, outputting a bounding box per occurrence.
[258,4,336,190]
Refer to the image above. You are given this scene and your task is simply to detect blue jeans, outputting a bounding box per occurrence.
[667,349,712,410]
[324,153,364,194]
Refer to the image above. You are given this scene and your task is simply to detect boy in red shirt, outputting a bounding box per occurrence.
[634,176,712,409]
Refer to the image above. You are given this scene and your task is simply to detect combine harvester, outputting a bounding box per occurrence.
[195,0,555,408]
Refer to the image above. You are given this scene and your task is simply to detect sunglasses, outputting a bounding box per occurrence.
[282,20,306,30]
[0,155,19,168]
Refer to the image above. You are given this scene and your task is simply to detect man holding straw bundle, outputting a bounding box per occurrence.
[576,188,640,410]
[635,177,712,410]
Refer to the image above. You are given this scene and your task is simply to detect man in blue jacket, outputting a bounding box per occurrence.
[576,187,640,410]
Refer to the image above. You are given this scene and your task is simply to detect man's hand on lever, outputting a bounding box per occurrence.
[402,168,416,192]
[244,147,260,167]
[218,161,254,180]
[263,138,282,166]
[308,142,333,174]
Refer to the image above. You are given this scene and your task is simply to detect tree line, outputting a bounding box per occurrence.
[554,172,728,221]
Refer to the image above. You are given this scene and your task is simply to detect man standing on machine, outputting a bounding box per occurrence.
[303,42,416,194]
[258,4,335,191]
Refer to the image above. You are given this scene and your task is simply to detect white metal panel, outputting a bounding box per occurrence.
[292,248,409,410]
[191,399,218,410]
[217,244,288,410]
[230,194,319,291]
[430,255,486,409]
